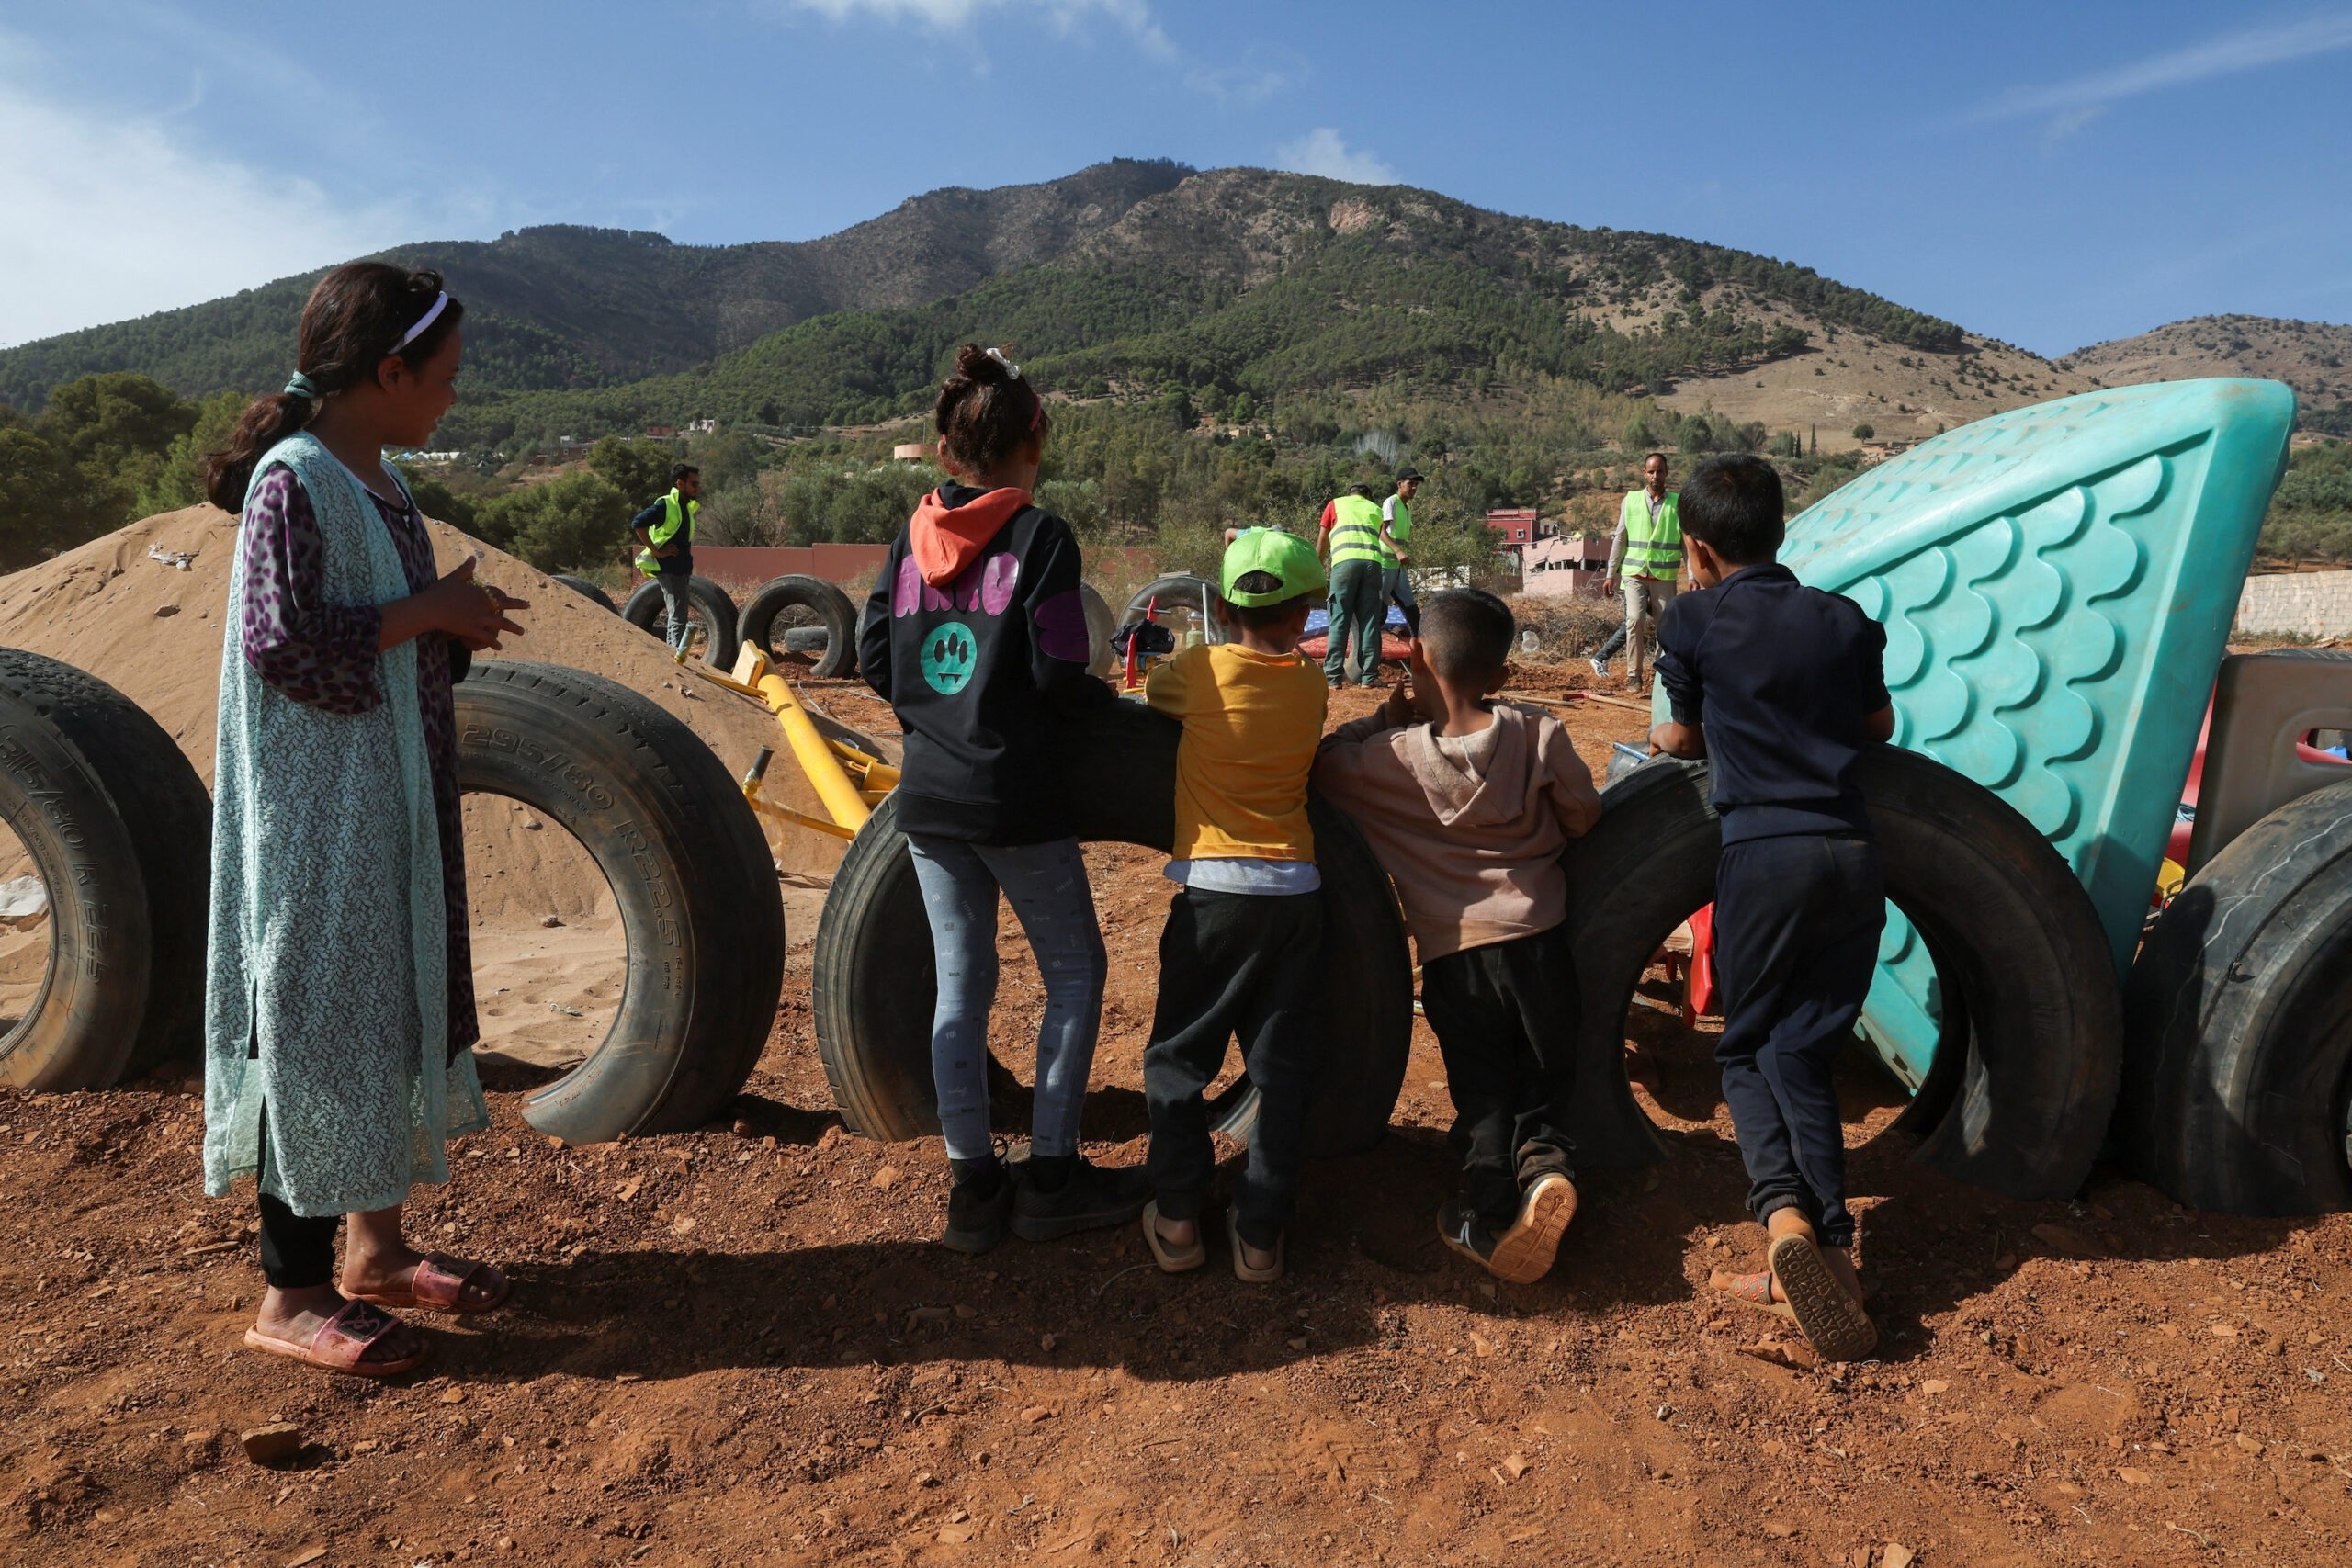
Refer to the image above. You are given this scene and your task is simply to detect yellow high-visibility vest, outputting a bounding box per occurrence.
[635,490,696,573]
[1620,489,1681,579]
[1328,495,1385,567]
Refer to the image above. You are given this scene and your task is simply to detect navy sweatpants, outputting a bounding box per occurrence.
[1711,832,1884,1248]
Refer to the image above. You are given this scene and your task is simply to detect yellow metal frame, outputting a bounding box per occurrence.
[675,642,900,840]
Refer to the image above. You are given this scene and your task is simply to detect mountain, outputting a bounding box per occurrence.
[2058,315,2351,435]
[0,158,1195,410]
[2,159,2103,452]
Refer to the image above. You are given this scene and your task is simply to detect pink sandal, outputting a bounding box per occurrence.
[243,1300,430,1379]
[1712,1268,1799,1325]
[348,1253,511,1315]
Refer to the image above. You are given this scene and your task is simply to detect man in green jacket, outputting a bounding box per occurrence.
[631,463,702,654]
[1601,453,1681,691]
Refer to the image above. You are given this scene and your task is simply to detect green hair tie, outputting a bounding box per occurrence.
[283,371,322,403]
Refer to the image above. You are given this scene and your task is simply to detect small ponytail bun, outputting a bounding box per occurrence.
[205,392,315,512]
[935,342,1047,477]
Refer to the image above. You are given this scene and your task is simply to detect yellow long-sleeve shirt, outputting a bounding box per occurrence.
[1145,643,1327,863]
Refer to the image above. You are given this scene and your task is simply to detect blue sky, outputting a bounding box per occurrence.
[3,1,2348,355]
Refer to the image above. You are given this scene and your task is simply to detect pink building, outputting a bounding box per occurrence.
[1520,534,1613,599]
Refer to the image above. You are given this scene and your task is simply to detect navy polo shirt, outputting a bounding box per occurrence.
[1653,561,1890,845]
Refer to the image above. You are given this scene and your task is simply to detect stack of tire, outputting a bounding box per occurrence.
[739,575,860,679]
[0,648,784,1146]
[0,651,211,1090]
[622,577,741,671]
[2120,779,2352,1215]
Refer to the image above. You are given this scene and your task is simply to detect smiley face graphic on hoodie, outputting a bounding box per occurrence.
[858,482,1111,843]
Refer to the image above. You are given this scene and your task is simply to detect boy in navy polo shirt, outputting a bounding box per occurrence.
[1650,455,1894,1362]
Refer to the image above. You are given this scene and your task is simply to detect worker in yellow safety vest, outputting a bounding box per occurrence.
[1601,453,1681,692]
[1317,482,1388,687]
[631,463,702,653]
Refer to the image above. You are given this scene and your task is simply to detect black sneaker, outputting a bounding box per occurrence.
[942,1171,1014,1254]
[1437,1198,1499,1272]
[1010,1156,1150,1241]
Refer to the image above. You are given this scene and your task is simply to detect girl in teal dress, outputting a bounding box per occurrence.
[203,263,527,1377]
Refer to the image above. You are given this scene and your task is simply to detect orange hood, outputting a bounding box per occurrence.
[910,486,1032,586]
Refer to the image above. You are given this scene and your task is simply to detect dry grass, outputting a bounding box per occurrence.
[1506,592,1619,659]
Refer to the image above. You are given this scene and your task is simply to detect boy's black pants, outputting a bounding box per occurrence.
[1419,924,1579,1232]
[1712,832,1885,1250]
[1143,887,1326,1251]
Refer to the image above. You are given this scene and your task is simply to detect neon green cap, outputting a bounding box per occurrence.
[1220,527,1327,607]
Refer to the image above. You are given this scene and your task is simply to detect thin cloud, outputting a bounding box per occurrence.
[1274,128,1396,186]
[1974,12,2352,133]
[786,0,1172,54]
[0,73,429,347]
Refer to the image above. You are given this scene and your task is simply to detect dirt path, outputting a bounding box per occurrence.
[4,668,2349,1566]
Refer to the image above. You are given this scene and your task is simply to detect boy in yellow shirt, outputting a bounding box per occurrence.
[1138,529,1329,1282]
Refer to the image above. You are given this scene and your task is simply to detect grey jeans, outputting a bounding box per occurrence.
[904,834,1108,1162]
[655,570,694,653]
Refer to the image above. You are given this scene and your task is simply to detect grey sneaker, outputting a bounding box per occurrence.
[1010,1156,1150,1241]
[1589,656,1609,677]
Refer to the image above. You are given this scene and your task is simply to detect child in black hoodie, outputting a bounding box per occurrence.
[858,344,1140,1253]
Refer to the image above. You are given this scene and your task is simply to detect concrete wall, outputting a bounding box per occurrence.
[2237,570,2352,638]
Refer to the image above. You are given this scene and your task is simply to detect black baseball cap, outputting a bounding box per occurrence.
[1396,467,1425,481]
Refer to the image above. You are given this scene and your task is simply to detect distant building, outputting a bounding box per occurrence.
[685,418,718,434]
[645,425,676,438]
[1520,533,1613,600]
[891,443,927,463]
[1486,508,1542,553]
[1859,439,1916,466]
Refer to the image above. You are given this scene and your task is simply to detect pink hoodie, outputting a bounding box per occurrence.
[1314,698,1601,961]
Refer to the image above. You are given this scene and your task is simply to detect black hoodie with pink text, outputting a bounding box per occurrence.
[858,482,1110,843]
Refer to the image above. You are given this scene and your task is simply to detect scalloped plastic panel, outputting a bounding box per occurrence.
[1781,379,2295,1086]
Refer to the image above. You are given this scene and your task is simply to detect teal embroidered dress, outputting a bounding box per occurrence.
[203,434,486,1218]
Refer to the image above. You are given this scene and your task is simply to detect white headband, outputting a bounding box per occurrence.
[985,346,1023,380]
[392,291,450,353]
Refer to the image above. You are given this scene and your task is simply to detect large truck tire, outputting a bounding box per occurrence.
[811,700,1411,1156]
[1558,750,2120,1200]
[456,661,783,1142]
[2120,779,2352,1214]
[550,574,617,614]
[0,650,210,1089]
[622,577,741,671]
[740,574,857,679]
[1120,574,1227,648]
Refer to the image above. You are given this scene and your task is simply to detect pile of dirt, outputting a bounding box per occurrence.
[0,505,849,1064]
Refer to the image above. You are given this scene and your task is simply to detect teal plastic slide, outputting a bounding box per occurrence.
[1753,380,2291,1086]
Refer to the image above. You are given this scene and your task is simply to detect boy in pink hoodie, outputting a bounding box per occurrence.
[1314,589,1602,1283]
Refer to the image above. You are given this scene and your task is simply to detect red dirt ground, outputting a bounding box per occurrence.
[4,666,2349,1567]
